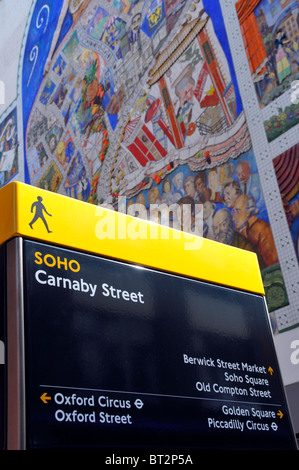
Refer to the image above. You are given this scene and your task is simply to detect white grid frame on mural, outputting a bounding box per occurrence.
[221,0,299,332]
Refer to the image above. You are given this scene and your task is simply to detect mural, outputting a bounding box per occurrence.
[126,149,289,312]
[0,108,18,188]
[264,100,299,141]
[236,0,299,109]
[0,0,290,315]
[273,143,299,259]
[22,0,246,205]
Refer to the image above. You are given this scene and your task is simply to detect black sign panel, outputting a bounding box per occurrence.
[0,245,6,451]
[23,240,297,449]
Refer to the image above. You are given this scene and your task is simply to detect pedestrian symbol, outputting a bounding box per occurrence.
[29,196,52,233]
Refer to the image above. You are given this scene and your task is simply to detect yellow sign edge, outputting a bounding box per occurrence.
[0,182,265,295]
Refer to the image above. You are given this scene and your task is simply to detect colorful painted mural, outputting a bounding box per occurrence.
[264,100,299,141]
[0,108,18,187]
[125,148,289,312]
[0,0,291,316]
[22,0,246,206]
[236,0,299,109]
[273,143,299,259]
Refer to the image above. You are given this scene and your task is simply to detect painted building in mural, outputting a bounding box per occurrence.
[1,1,299,335]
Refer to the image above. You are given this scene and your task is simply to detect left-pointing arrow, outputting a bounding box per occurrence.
[40,392,51,404]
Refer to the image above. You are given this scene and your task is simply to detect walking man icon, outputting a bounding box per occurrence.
[29,196,52,233]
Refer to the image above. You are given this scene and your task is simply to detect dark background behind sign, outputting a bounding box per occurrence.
[23,240,296,449]
[0,245,6,450]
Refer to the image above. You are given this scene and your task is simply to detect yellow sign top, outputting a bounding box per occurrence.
[0,182,264,295]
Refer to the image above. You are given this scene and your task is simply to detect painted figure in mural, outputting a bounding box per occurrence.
[194,172,211,204]
[176,195,202,236]
[161,178,175,205]
[174,64,196,137]
[147,186,162,205]
[233,194,278,267]
[212,208,240,246]
[172,172,184,201]
[203,200,216,239]
[236,161,256,193]
[207,168,222,203]
[236,160,266,220]
[212,208,266,269]
[218,163,235,190]
[223,180,242,209]
[274,29,291,84]
[183,175,196,200]
[135,192,148,220]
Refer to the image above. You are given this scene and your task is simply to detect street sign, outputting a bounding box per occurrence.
[22,239,297,449]
[0,182,297,450]
[0,245,6,451]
